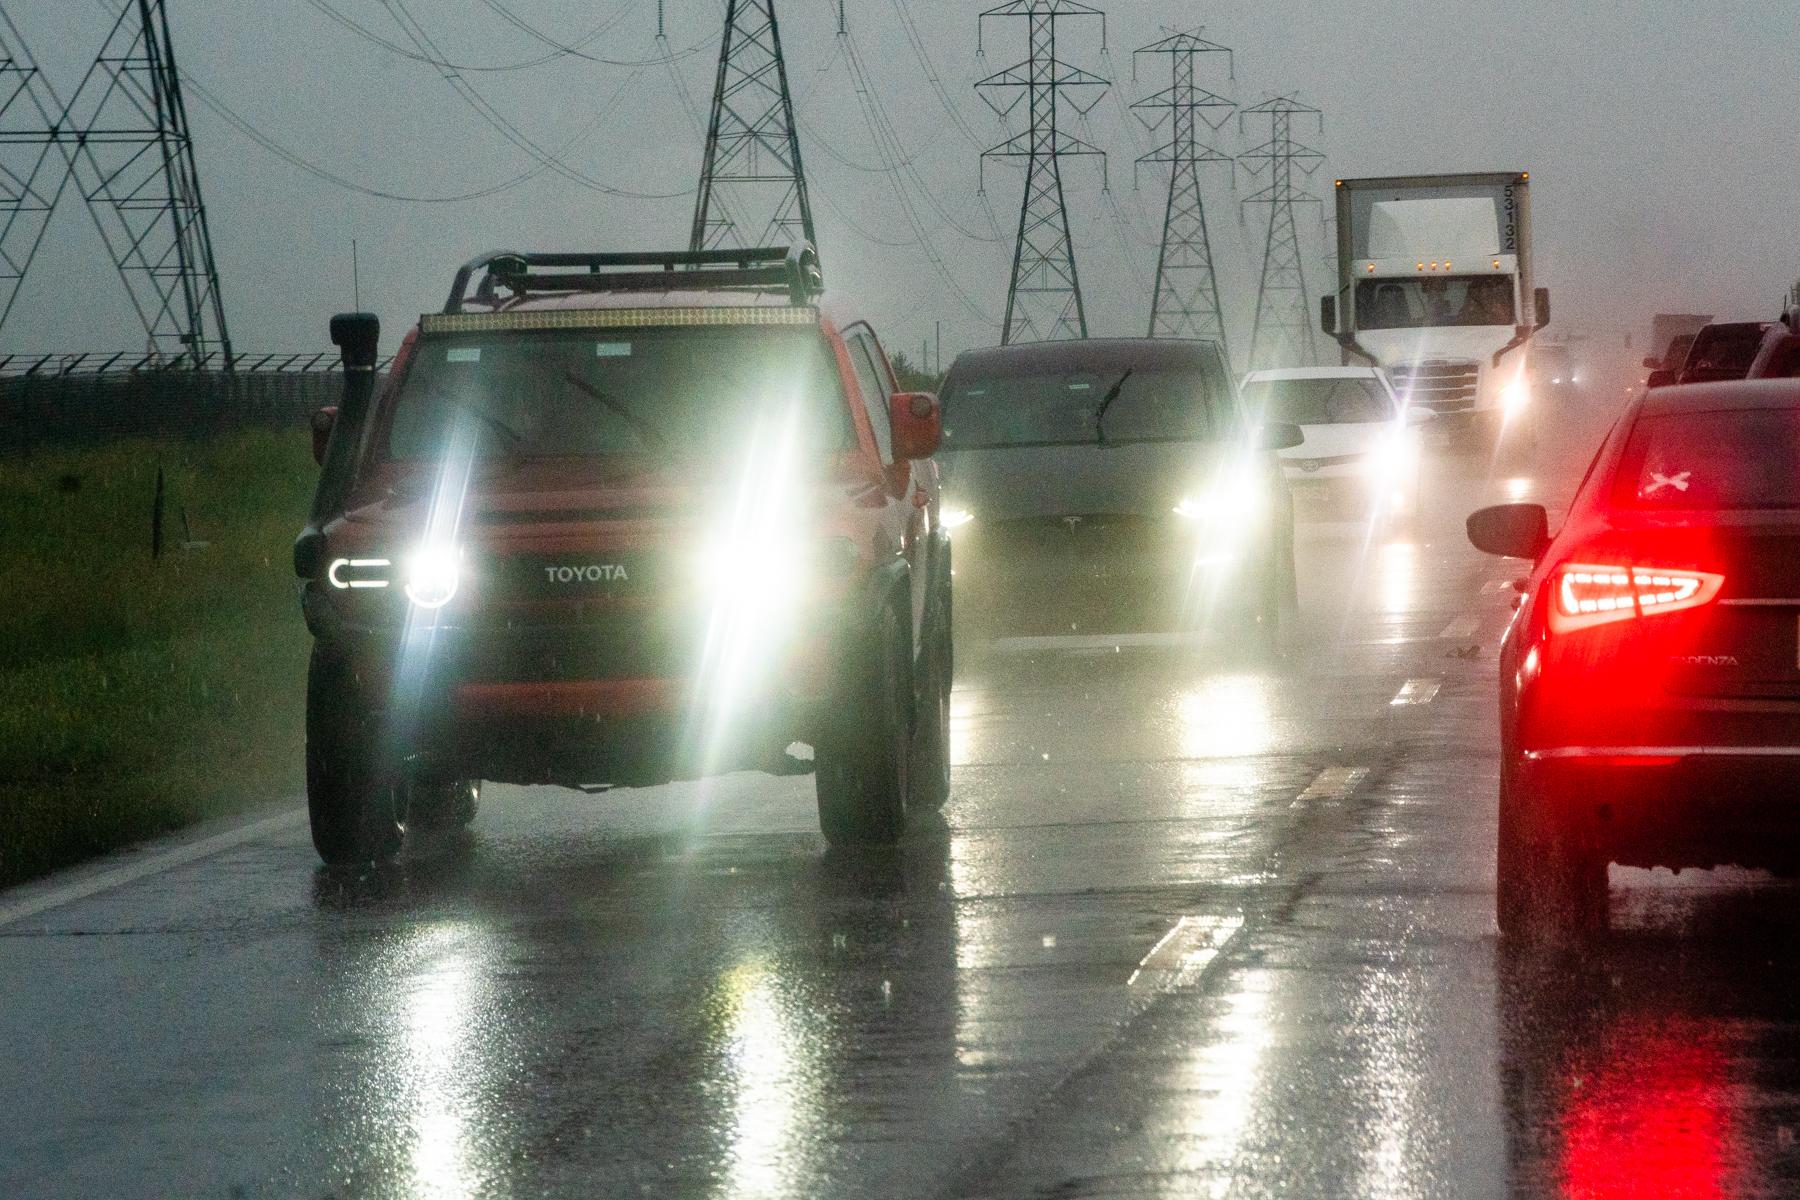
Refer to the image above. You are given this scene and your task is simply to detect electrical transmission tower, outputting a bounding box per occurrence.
[1238,95,1324,371]
[977,2,1109,345]
[691,0,815,253]
[0,2,232,364]
[0,14,71,333]
[1132,29,1234,354]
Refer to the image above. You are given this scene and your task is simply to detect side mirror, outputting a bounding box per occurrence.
[1645,367,1677,389]
[1467,503,1550,560]
[890,391,941,460]
[1641,355,1663,371]
[1403,406,1435,425]
[1534,287,1551,330]
[1319,295,1337,336]
[310,406,338,466]
[1258,421,1305,452]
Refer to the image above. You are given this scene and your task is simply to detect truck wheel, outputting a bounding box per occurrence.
[407,778,480,830]
[815,602,911,847]
[1496,766,1607,939]
[306,648,404,866]
[912,575,953,811]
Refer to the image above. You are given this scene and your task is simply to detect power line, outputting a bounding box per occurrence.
[376,0,689,201]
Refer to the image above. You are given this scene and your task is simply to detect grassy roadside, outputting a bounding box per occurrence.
[0,431,317,887]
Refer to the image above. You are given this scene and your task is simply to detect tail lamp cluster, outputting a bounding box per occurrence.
[1548,563,1724,633]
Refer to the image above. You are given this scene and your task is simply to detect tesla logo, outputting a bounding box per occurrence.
[1670,655,1739,668]
[544,564,629,584]
[1300,459,1322,473]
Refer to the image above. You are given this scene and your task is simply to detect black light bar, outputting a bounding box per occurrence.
[444,243,824,313]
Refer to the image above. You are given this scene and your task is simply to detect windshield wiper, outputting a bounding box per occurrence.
[1091,368,1134,447]
[564,373,668,453]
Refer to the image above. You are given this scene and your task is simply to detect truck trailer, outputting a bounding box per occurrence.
[1321,172,1549,436]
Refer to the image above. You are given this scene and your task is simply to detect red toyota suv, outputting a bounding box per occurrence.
[1469,377,1800,936]
[293,244,952,864]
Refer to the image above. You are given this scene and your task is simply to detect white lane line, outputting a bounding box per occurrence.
[1128,913,1243,987]
[0,808,305,929]
[1440,616,1480,639]
[993,632,1207,654]
[1293,766,1369,806]
[1480,579,1512,595]
[1391,678,1442,706]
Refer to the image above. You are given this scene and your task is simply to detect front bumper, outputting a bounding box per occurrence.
[303,584,840,786]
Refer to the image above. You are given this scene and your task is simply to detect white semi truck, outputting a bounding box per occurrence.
[1321,172,1549,434]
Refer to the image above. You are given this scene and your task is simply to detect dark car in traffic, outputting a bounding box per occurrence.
[936,338,1299,646]
[293,243,952,862]
[1674,320,1775,385]
[1469,377,1800,935]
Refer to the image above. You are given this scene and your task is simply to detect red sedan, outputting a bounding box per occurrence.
[1469,378,1800,935]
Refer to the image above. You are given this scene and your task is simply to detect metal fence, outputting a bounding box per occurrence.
[1,368,353,454]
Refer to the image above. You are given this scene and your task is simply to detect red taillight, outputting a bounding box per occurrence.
[1548,563,1725,633]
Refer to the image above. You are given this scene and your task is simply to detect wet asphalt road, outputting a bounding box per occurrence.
[9,378,1800,1198]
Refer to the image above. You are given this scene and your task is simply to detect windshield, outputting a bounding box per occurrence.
[1355,275,1517,329]
[383,327,853,461]
[1615,407,1800,509]
[1241,377,1394,425]
[940,366,1224,449]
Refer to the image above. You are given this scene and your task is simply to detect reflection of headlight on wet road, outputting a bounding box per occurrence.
[404,543,463,610]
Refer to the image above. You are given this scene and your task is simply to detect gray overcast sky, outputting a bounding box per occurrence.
[5,0,1798,364]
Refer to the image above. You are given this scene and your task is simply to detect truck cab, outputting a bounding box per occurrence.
[1322,173,1549,439]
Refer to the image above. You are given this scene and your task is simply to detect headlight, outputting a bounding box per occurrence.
[1500,376,1530,418]
[404,543,462,610]
[1176,468,1263,525]
[941,505,975,530]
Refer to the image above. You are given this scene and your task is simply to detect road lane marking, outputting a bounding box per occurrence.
[1128,914,1243,987]
[1293,766,1369,806]
[993,632,1207,654]
[1391,678,1442,706]
[1480,579,1512,595]
[0,807,305,929]
[1439,616,1479,639]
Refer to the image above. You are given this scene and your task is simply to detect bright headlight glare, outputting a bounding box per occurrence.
[941,505,974,530]
[1501,376,1530,417]
[404,544,462,610]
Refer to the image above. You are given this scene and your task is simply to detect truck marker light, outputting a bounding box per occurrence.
[1492,259,1502,269]
[1549,564,1724,633]
[326,558,392,589]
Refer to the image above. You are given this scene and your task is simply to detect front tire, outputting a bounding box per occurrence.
[911,569,953,811]
[306,648,404,866]
[815,602,911,847]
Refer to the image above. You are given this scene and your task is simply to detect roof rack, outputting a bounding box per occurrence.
[444,243,823,314]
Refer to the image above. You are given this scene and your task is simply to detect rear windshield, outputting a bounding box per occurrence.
[384,327,853,461]
[1615,407,1800,509]
[1241,376,1393,425]
[940,366,1227,449]
[1680,325,1770,383]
